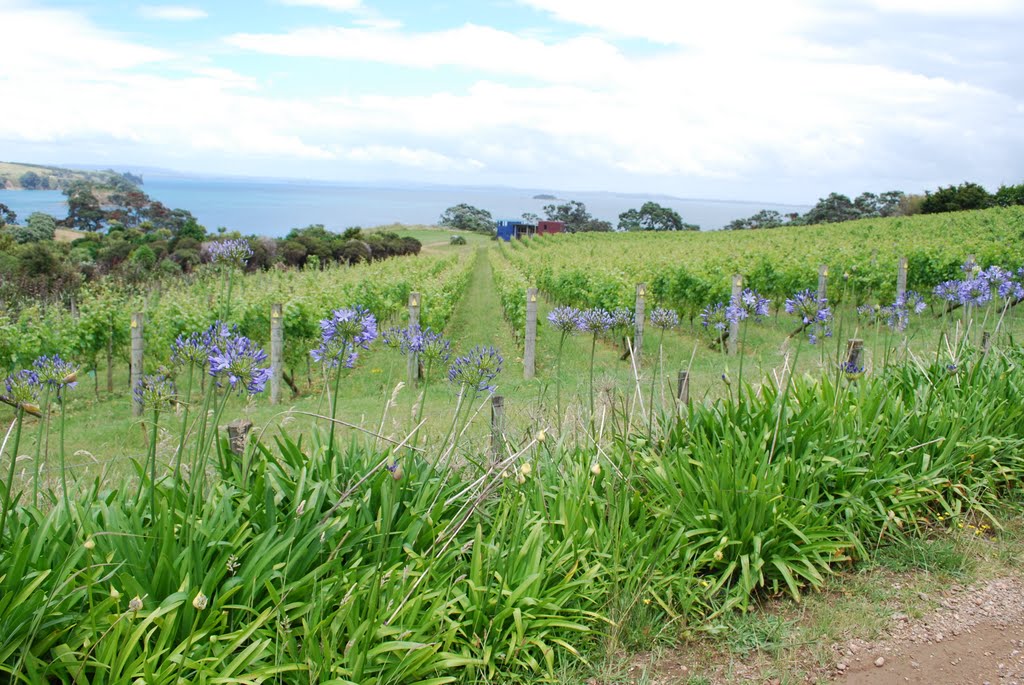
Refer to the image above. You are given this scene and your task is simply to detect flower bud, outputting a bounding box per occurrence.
[128,596,143,612]
[192,591,208,611]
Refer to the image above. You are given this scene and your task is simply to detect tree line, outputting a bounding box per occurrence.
[439,199,699,234]
[0,182,421,304]
[725,180,1024,230]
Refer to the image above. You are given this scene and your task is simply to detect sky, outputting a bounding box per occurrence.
[0,0,1022,204]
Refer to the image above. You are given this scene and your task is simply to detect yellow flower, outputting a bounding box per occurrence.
[520,462,532,477]
[83,537,95,551]
[536,430,546,443]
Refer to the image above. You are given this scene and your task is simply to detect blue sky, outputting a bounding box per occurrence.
[1,0,1022,203]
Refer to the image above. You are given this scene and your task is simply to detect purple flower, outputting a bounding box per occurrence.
[32,355,78,392]
[700,302,728,332]
[650,307,680,330]
[547,306,583,334]
[209,336,271,394]
[207,239,253,266]
[385,324,451,365]
[960,277,991,307]
[784,290,832,344]
[896,291,928,315]
[134,374,176,409]
[311,306,378,368]
[4,369,40,405]
[841,361,864,380]
[448,346,503,393]
[934,280,962,303]
[610,307,634,332]
[729,288,771,322]
[856,303,879,323]
[578,308,613,334]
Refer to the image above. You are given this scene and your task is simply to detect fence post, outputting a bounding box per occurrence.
[729,274,743,356]
[490,395,505,461]
[818,264,828,302]
[846,339,864,368]
[981,330,991,354]
[270,303,283,405]
[408,292,421,386]
[130,313,144,417]
[634,283,646,367]
[524,287,538,379]
[896,256,908,302]
[676,370,690,406]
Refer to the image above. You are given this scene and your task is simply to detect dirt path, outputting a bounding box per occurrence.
[835,577,1024,685]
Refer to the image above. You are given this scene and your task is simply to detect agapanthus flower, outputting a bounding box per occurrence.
[171,331,210,367]
[700,302,728,332]
[979,266,1024,301]
[4,369,40,406]
[133,374,176,410]
[311,306,378,368]
[578,308,613,334]
[209,335,271,394]
[961,257,978,275]
[727,288,771,324]
[934,280,962,304]
[547,306,583,334]
[959,277,992,307]
[856,303,880,323]
[896,291,928,315]
[381,326,406,350]
[207,239,253,266]
[610,307,634,332]
[650,307,680,330]
[385,324,452,365]
[448,345,503,393]
[841,361,864,381]
[32,355,78,391]
[784,289,832,344]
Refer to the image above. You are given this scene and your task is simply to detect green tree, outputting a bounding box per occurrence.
[725,209,785,230]
[994,183,1024,207]
[617,201,696,231]
[64,182,106,231]
[920,182,993,214]
[0,202,15,227]
[7,212,57,243]
[438,204,494,233]
[19,171,42,189]
[801,193,862,224]
[542,200,591,232]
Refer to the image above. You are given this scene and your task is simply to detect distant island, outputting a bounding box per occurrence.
[533,193,557,200]
[0,161,142,191]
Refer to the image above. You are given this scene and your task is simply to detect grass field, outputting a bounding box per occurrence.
[4,216,1024,683]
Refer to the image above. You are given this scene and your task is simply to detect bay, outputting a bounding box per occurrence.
[0,174,810,236]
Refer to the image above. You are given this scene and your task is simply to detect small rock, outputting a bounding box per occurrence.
[875,657,886,667]
[911,661,920,669]
[837,662,848,672]
[893,612,909,621]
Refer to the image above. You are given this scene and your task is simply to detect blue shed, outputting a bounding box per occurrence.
[496,219,540,241]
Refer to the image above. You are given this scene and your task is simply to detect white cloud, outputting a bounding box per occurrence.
[864,0,1020,14]
[139,5,208,21]
[1,1,1022,198]
[279,0,362,11]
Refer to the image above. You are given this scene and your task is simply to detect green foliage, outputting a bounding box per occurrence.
[618,201,697,231]
[439,203,494,233]
[921,182,993,214]
[994,182,1024,207]
[0,203,15,227]
[724,209,788,231]
[6,212,56,243]
[543,200,613,233]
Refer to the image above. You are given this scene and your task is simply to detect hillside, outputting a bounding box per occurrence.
[0,161,142,191]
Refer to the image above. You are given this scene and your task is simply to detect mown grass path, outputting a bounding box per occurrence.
[443,247,518,352]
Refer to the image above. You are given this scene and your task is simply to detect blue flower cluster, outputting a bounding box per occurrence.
[32,355,78,391]
[547,305,583,334]
[934,263,1024,307]
[701,288,771,333]
[448,345,504,393]
[578,308,614,334]
[700,302,728,332]
[133,374,177,409]
[207,239,254,266]
[784,290,832,344]
[4,369,41,406]
[382,324,451,365]
[171,321,240,367]
[209,334,271,394]
[650,307,679,330]
[311,306,378,369]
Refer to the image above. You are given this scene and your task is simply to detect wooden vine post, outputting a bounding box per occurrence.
[818,264,828,302]
[490,395,505,460]
[524,287,538,380]
[270,303,283,405]
[407,292,420,387]
[677,370,690,406]
[896,256,908,302]
[729,274,743,356]
[130,313,144,417]
[634,283,646,367]
[846,339,864,368]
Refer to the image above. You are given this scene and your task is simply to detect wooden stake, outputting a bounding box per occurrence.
[634,283,646,368]
[130,313,144,417]
[896,256,908,302]
[818,264,828,302]
[676,370,690,406]
[729,274,743,356]
[270,303,283,405]
[490,395,505,461]
[524,288,538,379]
[408,292,421,387]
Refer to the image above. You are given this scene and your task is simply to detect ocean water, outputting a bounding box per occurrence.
[0,175,809,236]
